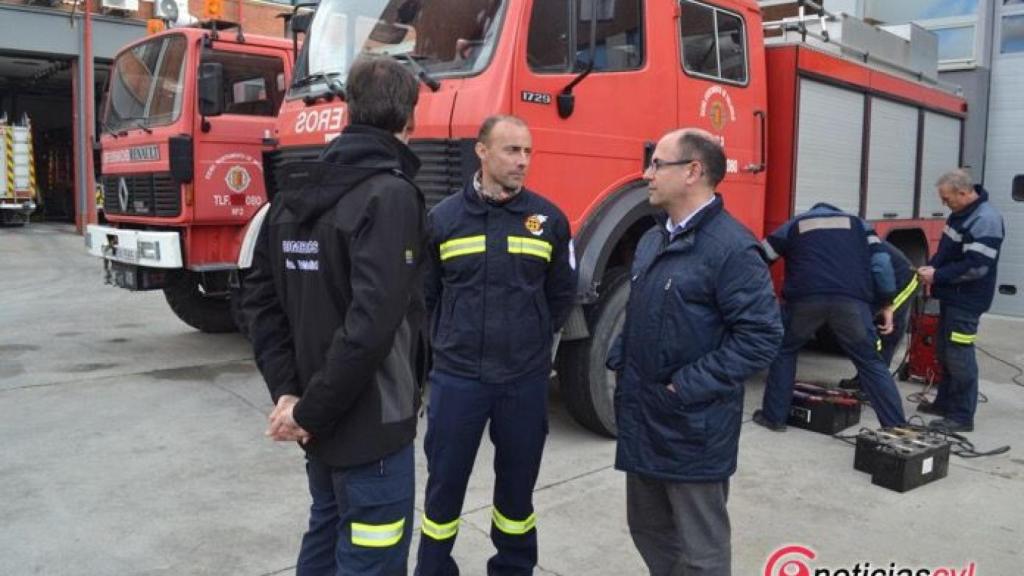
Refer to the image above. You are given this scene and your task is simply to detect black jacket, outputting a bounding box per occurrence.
[244,125,427,467]
[425,182,576,384]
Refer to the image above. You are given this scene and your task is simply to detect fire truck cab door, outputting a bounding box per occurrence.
[511,0,679,227]
[675,0,767,237]
[192,42,289,224]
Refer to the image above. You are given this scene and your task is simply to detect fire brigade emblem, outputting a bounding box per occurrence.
[699,85,736,133]
[225,166,252,193]
[709,101,725,131]
[524,214,547,236]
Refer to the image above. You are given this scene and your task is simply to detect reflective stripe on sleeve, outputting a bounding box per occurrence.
[943,225,962,243]
[760,239,780,261]
[964,242,998,259]
[892,276,920,310]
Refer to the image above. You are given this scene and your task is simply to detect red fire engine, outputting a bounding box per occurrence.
[259,0,964,436]
[86,23,293,333]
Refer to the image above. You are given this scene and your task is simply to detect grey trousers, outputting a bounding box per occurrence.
[626,474,731,576]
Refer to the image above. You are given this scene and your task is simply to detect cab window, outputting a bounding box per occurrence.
[527,0,644,73]
[202,50,286,116]
[680,0,748,84]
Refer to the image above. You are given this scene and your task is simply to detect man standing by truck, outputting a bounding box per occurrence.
[917,169,1004,434]
[416,115,575,576]
[244,54,425,576]
[608,128,783,576]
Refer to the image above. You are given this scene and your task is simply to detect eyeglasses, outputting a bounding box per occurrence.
[646,157,698,173]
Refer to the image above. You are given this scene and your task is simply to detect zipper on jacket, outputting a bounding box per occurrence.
[479,208,489,378]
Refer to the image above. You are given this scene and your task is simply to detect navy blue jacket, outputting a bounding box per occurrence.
[762,203,895,304]
[608,196,783,482]
[929,186,1004,314]
[425,182,576,384]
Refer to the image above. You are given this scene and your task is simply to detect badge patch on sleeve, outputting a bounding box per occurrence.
[524,214,548,236]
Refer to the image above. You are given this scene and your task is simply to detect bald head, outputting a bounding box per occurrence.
[660,128,727,188]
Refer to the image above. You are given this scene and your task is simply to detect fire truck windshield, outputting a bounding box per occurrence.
[291,0,505,97]
[103,34,187,135]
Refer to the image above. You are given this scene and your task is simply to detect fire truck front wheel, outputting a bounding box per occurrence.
[558,267,630,438]
[163,271,238,334]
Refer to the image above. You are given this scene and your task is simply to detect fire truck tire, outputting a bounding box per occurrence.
[163,272,238,334]
[558,267,630,438]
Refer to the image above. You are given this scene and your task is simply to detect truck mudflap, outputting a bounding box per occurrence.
[85,225,184,269]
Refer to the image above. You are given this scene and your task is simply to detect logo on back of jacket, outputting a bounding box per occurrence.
[525,214,548,236]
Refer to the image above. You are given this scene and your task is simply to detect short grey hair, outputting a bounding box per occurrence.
[936,168,974,192]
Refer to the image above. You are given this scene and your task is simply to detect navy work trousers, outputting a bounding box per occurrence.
[932,303,981,427]
[297,444,415,576]
[415,371,549,576]
[761,297,907,428]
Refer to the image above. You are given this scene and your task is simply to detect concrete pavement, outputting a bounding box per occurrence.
[1,224,1022,575]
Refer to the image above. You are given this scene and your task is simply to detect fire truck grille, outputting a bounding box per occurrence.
[101,173,180,217]
[265,139,475,211]
[409,139,474,210]
[263,146,322,202]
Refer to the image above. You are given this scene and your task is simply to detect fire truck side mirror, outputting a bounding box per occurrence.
[1013,175,1024,202]
[198,62,226,118]
[291,12,312,36]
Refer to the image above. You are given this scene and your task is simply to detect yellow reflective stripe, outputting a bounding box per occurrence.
[351,518,405,548]
[492,508,536,535]
[421,514,460,541]
[892,276,920,310]
[876,339,882,352]
[950,331,977,345]
[440,235,486,261]
[507,236,552,262]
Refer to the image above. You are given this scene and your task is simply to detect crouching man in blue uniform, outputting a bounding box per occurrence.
[607,129,783,576]
[754,202,909,430]
[839,240,921,390]
[917,169,1004,433]
[415,115,576,576]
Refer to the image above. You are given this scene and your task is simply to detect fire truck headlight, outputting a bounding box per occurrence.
[138,241,161,261]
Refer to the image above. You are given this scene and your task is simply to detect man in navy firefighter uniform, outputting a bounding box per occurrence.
[608,129,783,576]
[840,240,920,390]
[415,115,576,576]
[917,169,1004,433]
[754,202,909,430]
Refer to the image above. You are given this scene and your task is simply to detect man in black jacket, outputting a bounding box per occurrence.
[244,55,425,576]
[415,116,576,576]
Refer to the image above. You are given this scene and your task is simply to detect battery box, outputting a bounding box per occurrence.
[786,382,861,434]
[854,428,951,492]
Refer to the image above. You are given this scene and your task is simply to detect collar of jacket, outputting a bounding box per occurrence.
[950,184,989,221]
[460,180,531,215]
[342,124,422,177]
[655,193,724,249]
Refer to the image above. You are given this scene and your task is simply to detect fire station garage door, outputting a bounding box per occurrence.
[984,22,1024,317]
[794,79,865,215]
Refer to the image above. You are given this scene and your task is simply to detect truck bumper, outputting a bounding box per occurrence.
[85,225,183,269]
[0,200,36,214]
